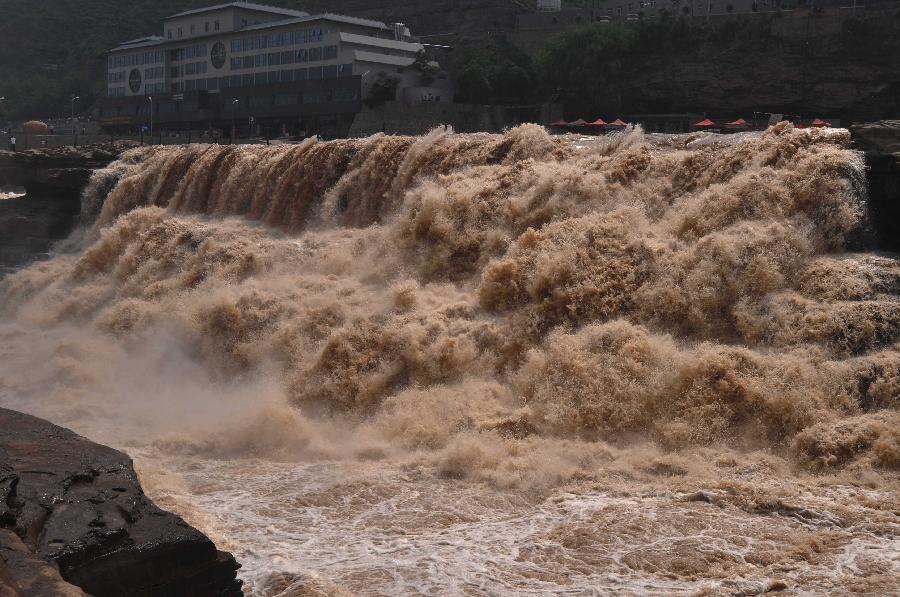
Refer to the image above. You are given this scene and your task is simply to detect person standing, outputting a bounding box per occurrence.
[9,135,16,152]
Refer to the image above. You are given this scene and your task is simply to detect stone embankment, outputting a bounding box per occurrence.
[0,409,242,597]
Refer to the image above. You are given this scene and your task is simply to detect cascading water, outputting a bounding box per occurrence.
[0,123,897,596]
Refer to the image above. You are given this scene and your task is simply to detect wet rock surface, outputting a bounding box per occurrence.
[0,146,120,198]
[0,145,125,274]
[0,409,242,597]
[851,121,900,252]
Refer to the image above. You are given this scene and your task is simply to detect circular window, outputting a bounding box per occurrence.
[128,68,142,94]
[211,42,227,70]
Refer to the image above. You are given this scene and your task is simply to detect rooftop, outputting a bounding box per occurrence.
[112,36,166,51]
[166,2,309,20]
[239,12,394,33]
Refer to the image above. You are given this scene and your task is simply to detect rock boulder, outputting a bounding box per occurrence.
[0,409,242,597]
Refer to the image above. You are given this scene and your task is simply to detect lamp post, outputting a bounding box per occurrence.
[148,96,154,140]
[70,95,80,147]
[231,98,239,144]
[0,97,6,149]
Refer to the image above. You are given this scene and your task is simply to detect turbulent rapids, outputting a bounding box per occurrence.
[1,124,898,595]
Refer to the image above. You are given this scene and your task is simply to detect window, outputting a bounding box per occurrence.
[338,63,353,77]
[190,24,196,35]
[205,22,210,33]
[178,27,183,38]
[295,49,308,62]
[333,88,358,102]
[303,90,328,104]
[281,51,293,65]
[208,77,219,90]
[243,56,253,69]
[231,57,243,70]
[254,54,266,68]
[294,30,307,44]
[215,20,220,31]
[282,69,295,82]
[168,30,173,39]
[242,74,253,86]
[323,45,338,60]
[268,52,281,66]
[219,76,230,89]
[268,71,281,84]
[109,71,126,84]
[232,40,242,53]
[323,65,337,79]
[308,66,322,80]
[186,79,197,91]
[184,62,207,76]
[254,72,267,85]
[294,68,308,81]
[309,47,322,61]
[144,66,164,80]
[231,75,242,87]
[274,92,297,106]
[108,87,126,97]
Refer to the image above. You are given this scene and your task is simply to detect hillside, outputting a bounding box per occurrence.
[0,0,897,124]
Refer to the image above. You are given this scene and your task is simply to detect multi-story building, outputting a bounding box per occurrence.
[98,2,453,138]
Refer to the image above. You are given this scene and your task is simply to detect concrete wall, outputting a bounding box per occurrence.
[348,101,502,137]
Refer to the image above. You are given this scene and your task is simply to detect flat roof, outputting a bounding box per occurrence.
[112,37,167,51]
[166,2,309,20]
[110,11,400,54]
[339,32,422,52]
[240,13,393,33]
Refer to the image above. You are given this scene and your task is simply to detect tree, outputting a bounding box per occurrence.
[411,50,440,86]
[364,73,400,108]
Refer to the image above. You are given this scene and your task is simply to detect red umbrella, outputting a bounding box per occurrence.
[810,118,831,128]
[568,119,589,127]
[693,118,717,127]
[587,118,607,127]
[726,118,748,127]
[549,119,569,127]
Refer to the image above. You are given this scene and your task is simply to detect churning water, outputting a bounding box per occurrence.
[0,124,897,595]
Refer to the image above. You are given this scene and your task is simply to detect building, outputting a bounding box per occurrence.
[98,2,453,138]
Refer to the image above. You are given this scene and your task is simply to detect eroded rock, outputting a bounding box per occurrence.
[0,408,242,597]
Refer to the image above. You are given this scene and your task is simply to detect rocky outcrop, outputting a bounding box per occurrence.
[0,146,121,199]
[0,409,242,597]
[851,121,900,252]
[0,145,126,274]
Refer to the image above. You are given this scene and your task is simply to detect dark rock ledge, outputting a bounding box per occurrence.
[0,408,242,597]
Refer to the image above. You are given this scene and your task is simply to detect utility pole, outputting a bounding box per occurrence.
[70,95,80,147]
[231,98,239,144]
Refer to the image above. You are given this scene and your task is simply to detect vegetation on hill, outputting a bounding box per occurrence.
[453,13,900,121]
[0,0,897,123]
